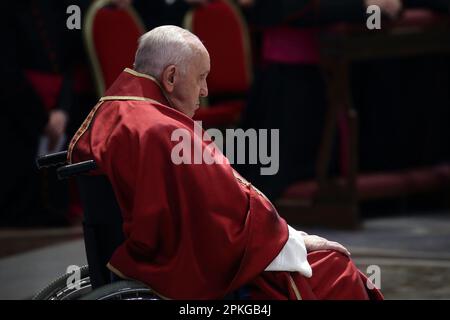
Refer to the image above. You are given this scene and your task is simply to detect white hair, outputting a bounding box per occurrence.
[134,25,204,79]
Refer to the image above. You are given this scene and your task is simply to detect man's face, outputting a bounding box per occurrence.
[170,48,210,118]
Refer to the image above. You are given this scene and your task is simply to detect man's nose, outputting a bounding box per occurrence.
[200,83,208,97]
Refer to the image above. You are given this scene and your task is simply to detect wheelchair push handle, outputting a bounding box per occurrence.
[36,151,68,169]
[57,160,97,179]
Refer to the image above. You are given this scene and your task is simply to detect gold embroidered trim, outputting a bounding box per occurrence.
[288,274,302,300]
[106,263,171,300]
[235,175,250,188]
[123,68,174,108]
[67,101,104,164]
[124,68,159,83]
[67,92,168,164]
[233,170,269,200]
[99,95,160,105]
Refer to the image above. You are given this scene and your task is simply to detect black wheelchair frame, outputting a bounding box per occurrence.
[34,151,249,300]
[34,151,159,300]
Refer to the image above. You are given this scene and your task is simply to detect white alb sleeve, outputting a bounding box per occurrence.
[264,225,312,278]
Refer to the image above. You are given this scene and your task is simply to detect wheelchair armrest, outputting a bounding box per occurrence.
[36,151,68,169]
[57,160,97,179]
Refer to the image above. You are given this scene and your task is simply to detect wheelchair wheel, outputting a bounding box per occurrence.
[32,265,92,300]
[80,280,160,300]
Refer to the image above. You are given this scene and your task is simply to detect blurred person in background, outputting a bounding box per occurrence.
[0,0,212,227]
[0,0,94,227]
[352,0,450,175]
[237,0,403,200]
[238,0,449,205]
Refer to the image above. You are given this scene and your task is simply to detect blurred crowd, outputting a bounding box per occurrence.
[1,0,449,227]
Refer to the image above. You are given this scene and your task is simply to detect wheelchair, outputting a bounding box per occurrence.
[33,151,161,300]
[34,151,251,300]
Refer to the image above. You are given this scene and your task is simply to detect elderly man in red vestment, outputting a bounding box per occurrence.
[68,25,383,300]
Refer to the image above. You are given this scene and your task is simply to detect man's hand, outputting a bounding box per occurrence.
[365,0,403,19]
[44,110,68,152]
[303,234,351,257]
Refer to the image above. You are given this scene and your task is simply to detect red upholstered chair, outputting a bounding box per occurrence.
[84,0,145,97]
[184,0,252,128]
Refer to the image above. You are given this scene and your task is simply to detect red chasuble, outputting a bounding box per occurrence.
[68,68,382,300]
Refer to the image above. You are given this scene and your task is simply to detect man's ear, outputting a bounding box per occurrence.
[161,65,176,93]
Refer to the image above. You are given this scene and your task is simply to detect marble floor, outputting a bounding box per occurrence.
[1,211,449,300]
